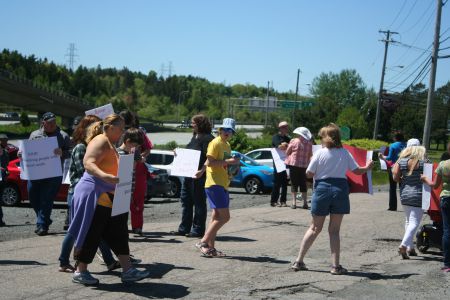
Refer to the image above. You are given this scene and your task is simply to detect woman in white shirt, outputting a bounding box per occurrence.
[291,124,373,275]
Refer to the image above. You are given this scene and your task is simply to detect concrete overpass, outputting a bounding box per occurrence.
[0,69,92,126]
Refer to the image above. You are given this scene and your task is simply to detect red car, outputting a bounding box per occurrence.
[1,158,68,206]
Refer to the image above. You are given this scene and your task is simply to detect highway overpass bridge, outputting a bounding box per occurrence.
[0,69,92,126]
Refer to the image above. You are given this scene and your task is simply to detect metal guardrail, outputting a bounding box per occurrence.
[0,69,91,107]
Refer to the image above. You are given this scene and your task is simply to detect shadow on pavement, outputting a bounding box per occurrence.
[129,237,182,244]
[216,235,257,242]
[308,268,419,280]
[224,256,289,264]
[0,260,46,266]
[145,199,178,205]
[94,281,190,299]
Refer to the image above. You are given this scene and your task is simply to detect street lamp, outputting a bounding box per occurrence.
[177,90,189,123]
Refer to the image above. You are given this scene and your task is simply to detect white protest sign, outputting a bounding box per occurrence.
[271,148,286,173]
[170,148,201,178]
[85,103,114,120]
[112,154,134,216]
[19,137,62,180]
[366,150,373,195]
[422,163,433,211]
[62,158,71,185]
[379,146,388,170]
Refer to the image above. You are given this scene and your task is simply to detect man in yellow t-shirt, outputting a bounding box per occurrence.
[195,118,240,257]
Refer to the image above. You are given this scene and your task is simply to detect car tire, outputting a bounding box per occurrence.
[166,177,181,198]
[244,177,262,194]
[1,184,21,206]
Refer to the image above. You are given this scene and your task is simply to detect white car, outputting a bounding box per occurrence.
[244,148,273,168]
[146,149,181,197]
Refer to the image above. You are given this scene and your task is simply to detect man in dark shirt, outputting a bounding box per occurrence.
[270,121,291,207]
[441,142,450,161]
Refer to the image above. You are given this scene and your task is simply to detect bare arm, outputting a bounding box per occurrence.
[352,160,375,175]
[421,173,442,188]
[83,136,119,185]
[391,162,401,182]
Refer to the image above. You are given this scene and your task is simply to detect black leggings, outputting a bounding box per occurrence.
[74,205,129,264]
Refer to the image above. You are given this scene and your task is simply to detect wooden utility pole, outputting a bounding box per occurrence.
[373,30,398,139]
[291,69,300,127]
[423,0,443,149]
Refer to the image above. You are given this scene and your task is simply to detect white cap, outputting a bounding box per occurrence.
[293,127,312,140]
[406,138,420,147]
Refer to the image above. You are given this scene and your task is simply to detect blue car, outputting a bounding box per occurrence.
[230,151,274,194]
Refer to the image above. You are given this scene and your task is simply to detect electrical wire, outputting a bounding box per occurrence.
[401,0,435,35]
[394,0,419,31]
[388,0,408,29]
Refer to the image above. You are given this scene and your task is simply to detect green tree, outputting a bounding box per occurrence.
[336,106,369,138]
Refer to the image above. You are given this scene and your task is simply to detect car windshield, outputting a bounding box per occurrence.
[240,154,261,166]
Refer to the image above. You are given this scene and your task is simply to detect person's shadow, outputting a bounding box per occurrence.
[94,263,192,298]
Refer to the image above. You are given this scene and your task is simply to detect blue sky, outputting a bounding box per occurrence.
[1,0,449,94]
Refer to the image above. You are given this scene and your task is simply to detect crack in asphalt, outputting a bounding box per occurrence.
[247,281,333,296]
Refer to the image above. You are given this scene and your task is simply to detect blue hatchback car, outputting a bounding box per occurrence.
[229,151,274,194]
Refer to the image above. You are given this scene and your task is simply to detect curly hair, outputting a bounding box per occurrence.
[192,114,212,134]
[72,115,101,145]
[318,123,342,148]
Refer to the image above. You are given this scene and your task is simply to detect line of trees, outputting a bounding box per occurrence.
[1,49,448,142]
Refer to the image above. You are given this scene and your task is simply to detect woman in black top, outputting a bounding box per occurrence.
[175,114,214,237]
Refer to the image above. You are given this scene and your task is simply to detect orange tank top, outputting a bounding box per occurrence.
[97,140,119,208]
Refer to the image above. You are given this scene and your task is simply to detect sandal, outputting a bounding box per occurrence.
[59,264,75,273]
[195,242,214,258]
[330,265,348,275]
[398,246,409,260]
[407,249,417,256]
[290,261,308,271]
[211,248,226,257]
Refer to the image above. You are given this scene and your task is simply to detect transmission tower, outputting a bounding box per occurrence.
[65,43,78,71]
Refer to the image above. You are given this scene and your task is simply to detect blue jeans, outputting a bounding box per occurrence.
[28,176,62,230]
[441,197,450,268]
[178,176,207,235]
[58,232,116,266]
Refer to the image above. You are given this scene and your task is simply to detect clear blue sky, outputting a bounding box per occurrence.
[1,0,449,94]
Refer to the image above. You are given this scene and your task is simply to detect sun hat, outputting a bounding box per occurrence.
[42,112,56,122]
[293,127,312,140]
[406,138,420,147]
[216,118,236,133]
[278,121,288,128]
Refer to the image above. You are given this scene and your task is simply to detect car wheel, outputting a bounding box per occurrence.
[166,177,181,198]
[244,177,262,194]
[1,184,21,206]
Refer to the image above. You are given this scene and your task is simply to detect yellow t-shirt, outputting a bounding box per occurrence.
[205,136,232,189]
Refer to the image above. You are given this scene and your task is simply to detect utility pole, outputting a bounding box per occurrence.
[423,0,443,149]
[373,30,398,140]
[264,81,270,127]
[292,69,300,127]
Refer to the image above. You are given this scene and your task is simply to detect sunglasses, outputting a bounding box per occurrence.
[222,128,233,133]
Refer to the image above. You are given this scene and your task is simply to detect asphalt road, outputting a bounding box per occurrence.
[0,188,270,242]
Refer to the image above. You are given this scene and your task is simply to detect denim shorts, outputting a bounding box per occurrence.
[311,178,350,216]
[205,185,230,209]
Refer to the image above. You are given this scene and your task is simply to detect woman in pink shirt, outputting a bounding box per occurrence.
[285,127,313,209]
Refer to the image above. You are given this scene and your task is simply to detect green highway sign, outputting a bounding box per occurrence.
[279,101,314,109]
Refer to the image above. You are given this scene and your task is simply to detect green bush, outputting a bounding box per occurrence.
[343,139,388,150]
[154,141,179,150]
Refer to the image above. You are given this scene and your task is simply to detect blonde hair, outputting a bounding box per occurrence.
[85,114,124,144]
[397,146,427,175]
[318,123,342,148]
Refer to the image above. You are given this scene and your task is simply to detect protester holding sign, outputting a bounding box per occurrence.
[291,123,373,275]
[270,121,291,207]
[378,131,406,211]
[284,127,313,209]
[174,114,214,238]
[392,140,428,259]
[195,118,240,257]
[27,112,70,236]
[421,157,450,272]
[69,114,148,285]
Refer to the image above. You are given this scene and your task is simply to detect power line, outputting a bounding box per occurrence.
[388,0,408,29]
[400,0,435,34]
[394,0,419,31]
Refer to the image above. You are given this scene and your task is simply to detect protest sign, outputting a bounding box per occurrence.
[112,154,134,216]
[422,163,442,213]
[271,148,286,173]
[422,163,433,210]
[85,103,114,120]
[379,146,388,170]
[170,148,201,178]
[19,137,62,180]
[343,145,373,194]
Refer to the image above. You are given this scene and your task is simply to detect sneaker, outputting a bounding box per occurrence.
[107,260,121,272]
[121,267,149,283]
[441,266,450,272]
[96,250,105,263]
[129,254,142,264]
[72,271,99,285]
[36,228,48,236]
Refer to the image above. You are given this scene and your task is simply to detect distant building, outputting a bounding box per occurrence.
[248,96,277,112]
